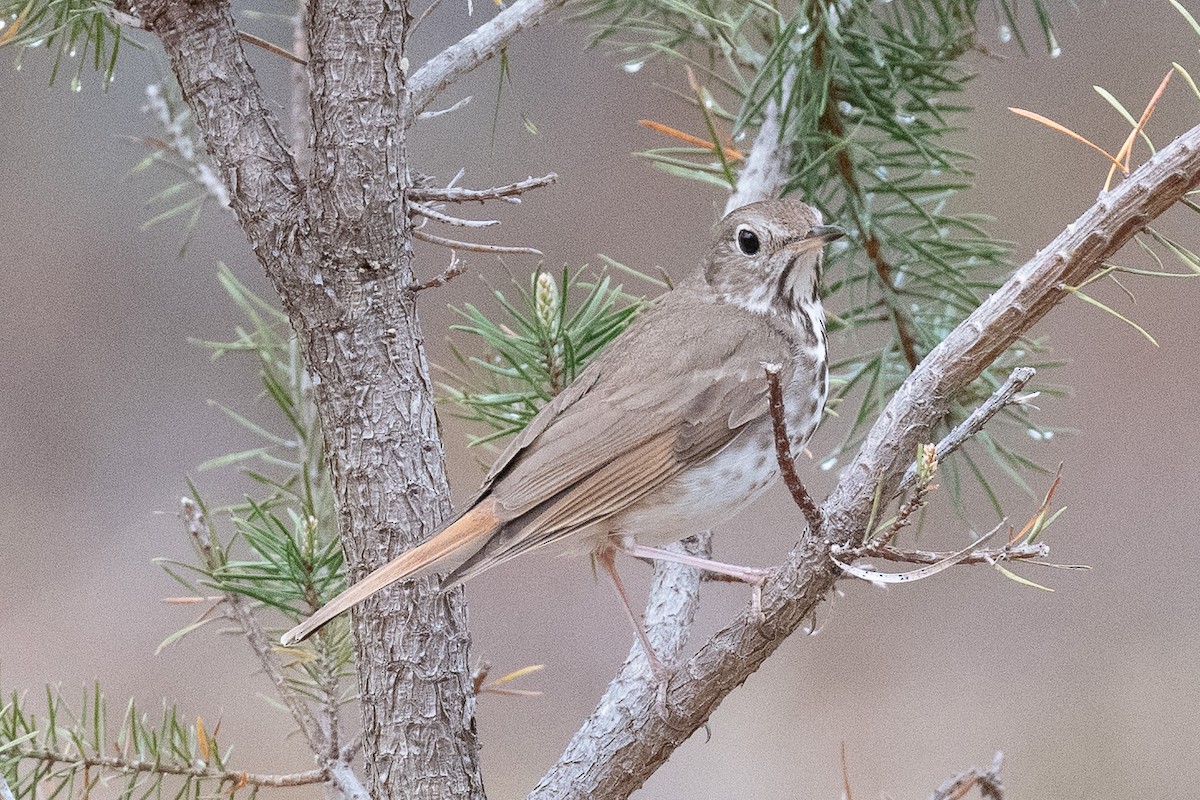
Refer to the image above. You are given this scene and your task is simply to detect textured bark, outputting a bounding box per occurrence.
[125,0,485,796]
[302,1,483,797]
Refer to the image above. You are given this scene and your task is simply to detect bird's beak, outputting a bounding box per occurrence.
[810,224,847,243]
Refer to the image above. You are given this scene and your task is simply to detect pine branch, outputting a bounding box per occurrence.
[13,748,326,789]
[181,499,369,800]
[115,0,303,278]
[0,683,322,800]
[528,122,1200,800]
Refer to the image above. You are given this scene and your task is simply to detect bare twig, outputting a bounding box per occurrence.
[0,773,15,800]
[418,96,473,121]
[897,367,1036,495]
[413,227,542,255]
[406,0,567,115]
[238,30,307,65]
[409,251,467,292]
[289,0,310,176]
[409,173,558,204]
[930,752,1005,800]
[834,521,1004,585]
[529,122,1200,800]
[858,540,1050,566]
[13,747,326,789]
[764,364,823,534]
[180,499,369,800]
[410,201,500,228]
[407,0,444,44]
[840,742,854,800]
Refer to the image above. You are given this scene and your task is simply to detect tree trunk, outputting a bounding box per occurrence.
[127,0,485,796]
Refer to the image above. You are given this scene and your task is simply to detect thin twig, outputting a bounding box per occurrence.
[834,521,1004,585]
[897,367,1036,495]
[340,734,363,763]
[14,747,326,788]
[289,0,310,176]
[180,499,369,800]
[406,0,567,115]
[418,96,473,121]
[409,173,557,204]
[409,201,500,228]
[413,228,542,255]
[859,540,1048,566]
[930,752,1005,800]
[764,364,823,534]
[409,251,466,292]
[238,30,307,66]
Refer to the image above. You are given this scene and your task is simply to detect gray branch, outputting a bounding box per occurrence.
[407,0,567,116]
[529,123,1200,800]
[409,173,558,203]
[896,366,1036,495]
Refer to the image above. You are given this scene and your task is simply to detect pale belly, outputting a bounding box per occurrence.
[608,394,822,548]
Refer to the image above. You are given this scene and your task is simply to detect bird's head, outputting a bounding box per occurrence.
[704,198,845,316]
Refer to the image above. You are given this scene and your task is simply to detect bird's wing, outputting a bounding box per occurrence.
[444,295,794,582]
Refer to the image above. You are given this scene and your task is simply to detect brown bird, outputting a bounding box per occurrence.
[281,198,844,673]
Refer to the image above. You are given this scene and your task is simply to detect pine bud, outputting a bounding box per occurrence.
[535,272,559,334]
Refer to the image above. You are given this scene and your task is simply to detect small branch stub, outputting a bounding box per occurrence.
[409,251,466,292]
[763,363,823,534]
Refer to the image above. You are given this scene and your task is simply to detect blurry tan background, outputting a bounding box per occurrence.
[4,1,1200,797]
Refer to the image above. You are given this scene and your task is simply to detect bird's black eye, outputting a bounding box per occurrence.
[736,227,760,255]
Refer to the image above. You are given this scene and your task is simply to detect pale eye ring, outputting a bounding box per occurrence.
[736,226,760,255]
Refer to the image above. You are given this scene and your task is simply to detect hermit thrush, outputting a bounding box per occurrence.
[282,199,844,670]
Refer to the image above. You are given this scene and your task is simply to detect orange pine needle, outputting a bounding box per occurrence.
[0,5,30,47]
[1008,107,1124,170]
[840,742,854,800]
[196,717,210,761]
[487,663,545,687]
[1105,69,1174,191]
[638,119,744,160]
[1009,467,1063,546]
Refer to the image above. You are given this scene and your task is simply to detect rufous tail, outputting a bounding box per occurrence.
[279,500,501,645]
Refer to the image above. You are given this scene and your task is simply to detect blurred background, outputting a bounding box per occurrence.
[4,1,1200,797]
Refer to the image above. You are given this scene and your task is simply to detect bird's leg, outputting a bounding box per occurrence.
[594,545,670,682]
[617,536,770,620]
